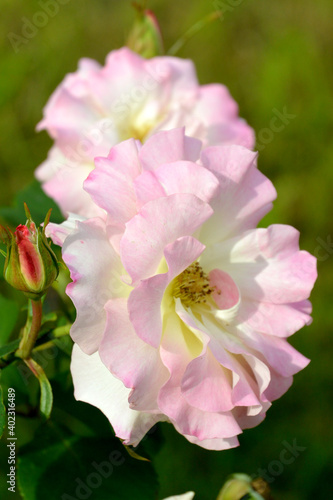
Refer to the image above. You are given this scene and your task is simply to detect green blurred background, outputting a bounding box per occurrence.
[0,0,332,498]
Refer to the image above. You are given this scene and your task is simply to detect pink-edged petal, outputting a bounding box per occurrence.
[71,344,161,446]
[151,55,198,95]
[139,128,202,171]
[194,84,255,148]
[238,328,310,377]
[182,433,239,451]
[38,87,100,139]
[199,145,276,243]
[46,214,86,247]
[209,269,240,310]
[182,306,267,410]
[121,193,213,282]
[177,305,263,410]
[35,146,103,218]
[154,161,219,203]
[206,121,256,149]
[202,314,272,406]
[196,84,239,121]
[202,225,317,305]
[239,299,313,337]
[181,343,234,413]
[102,47,157,102]
[35,145,64,183]
[99,298,169,412]
[63,219,129,354]
[240,226,317,304]
[44,163,102,218]
[128,236,205,348]
[158,312,242,441]
[134,160,219,209]
[85,139,141,223]
[134,170,166,208]
[37,56,102,130]
[263,372,294,402]
[232,405,268,430]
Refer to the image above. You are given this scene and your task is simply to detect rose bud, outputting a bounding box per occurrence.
[0,204,59,299]
[217,474,271,500]
[126,7,164,58]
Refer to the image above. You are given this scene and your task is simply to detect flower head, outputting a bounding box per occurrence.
[48,128,316,450]
[36,48,254,217]
[1,204,59,299]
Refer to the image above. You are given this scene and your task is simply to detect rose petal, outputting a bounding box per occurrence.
[71,344,161,446]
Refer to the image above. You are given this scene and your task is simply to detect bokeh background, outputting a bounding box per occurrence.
[0,0,332,499]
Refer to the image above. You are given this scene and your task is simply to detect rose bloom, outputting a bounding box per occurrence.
[48,128,316,451]
[36,47,254,218]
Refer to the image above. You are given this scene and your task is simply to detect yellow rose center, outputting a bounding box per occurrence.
[172,262,218,307]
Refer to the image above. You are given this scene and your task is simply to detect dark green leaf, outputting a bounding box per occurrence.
[0,338,20,358]
[0,180,64,228]
[18,423,159,500]
[0,323,64,360]
[0,294,20,343]
[24,359,53,421]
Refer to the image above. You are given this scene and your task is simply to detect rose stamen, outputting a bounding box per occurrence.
[173,262,219,307]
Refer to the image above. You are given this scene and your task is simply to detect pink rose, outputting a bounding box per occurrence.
[36,48,254,217]
[48,128,316,450]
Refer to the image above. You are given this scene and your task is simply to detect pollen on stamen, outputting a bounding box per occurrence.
[172,261,220,307]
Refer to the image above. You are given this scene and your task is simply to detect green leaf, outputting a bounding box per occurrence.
[0,375,6,438]
[24,358,53,421]
[0,180,64,228]
[0,337,20,358]
[0,294,20,343]
[18,423,159,500]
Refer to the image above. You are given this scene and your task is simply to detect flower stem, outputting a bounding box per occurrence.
[167,11,222,56]
[16,299,43,359]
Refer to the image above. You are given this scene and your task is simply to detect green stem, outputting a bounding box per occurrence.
[33,324,71,353]
[167,11,222,56]
[16,299,43,359]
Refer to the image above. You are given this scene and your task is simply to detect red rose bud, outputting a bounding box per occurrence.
[0,204,59,299]
[127,6,164,58]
